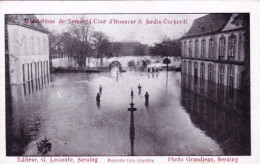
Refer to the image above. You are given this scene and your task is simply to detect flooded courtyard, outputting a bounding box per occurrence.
[6,70,250,156]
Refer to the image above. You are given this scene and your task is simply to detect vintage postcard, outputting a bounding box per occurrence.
[0,1,260,164]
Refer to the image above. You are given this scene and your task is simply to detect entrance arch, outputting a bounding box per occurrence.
[108,61,122,72]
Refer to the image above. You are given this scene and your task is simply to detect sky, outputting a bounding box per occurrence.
[37,14,206,46]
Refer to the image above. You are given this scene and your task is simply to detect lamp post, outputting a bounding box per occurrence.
[128,97,137,156]
[163,57,171,72]
[163,58,170,92]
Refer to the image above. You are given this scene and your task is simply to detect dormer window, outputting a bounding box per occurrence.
[199,25,206,32]
[228,34,236,60]
[195,39,199,58]
[189,40,193,57]
[219,36,226,59]
[209,37,215,58]
[183,41,187,57]
[201,38,206,58]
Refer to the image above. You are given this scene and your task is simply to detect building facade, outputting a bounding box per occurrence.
[181,14,248,89]
[7,15,50,93]
[111,41,149,56]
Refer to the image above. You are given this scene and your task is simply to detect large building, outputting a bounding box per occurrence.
[111,41,149,56]
[7,15,50,93]
[181,14,249,89]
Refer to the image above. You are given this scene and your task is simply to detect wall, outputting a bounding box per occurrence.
[8,24,50,85]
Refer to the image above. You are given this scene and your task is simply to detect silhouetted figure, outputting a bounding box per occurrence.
[145,92,149,107]
[148,68,150,72]
[138,84,142,92]
[96,93,100,103]
[152,67,154,72]
[99,84,102,93]
[145,92,149,102]
[138,84,142,95]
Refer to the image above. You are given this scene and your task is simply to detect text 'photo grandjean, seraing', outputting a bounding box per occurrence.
[5,13,250,156]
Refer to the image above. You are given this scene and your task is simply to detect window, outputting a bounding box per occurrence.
[35,62,37,78]
[183,41,187,57]
[208,64,213,82]
[30,63,33,79]
[194,61,198,77]
[21,36,27,54]
[227,66,235,88]
[182,60,186,73]
[41,61,43,76]
[22,64,26,82]
[195,39,199,58]
[201,62,205,79]
[43,39,46,54]
[228,34,236,60]
[194,62,198,68]
[189,40,193,57]
[43,61,45,75]
[201,38,206,58]
[219,36,225,59]
[27,64,30,81]
[22,64,27,95]
[218,66,224,85]
[37,38,40,54]
[46,61,49,74]
[37,62,40,77]
[188,60,192,75]
[30,37,34,54]
[209,37,215,58]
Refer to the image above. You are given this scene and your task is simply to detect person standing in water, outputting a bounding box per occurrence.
[96,93,100,102]
[145,91,149,107]
[145,92,149,101]
[138,84,142,95]
[99,84,102,93]
[138,84,142,92]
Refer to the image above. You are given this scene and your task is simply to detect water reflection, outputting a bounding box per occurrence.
[7,75,50,155]
[166,71,168,92]
[6,71,249,156]
[181,73,250,155]
[23,74,50,95]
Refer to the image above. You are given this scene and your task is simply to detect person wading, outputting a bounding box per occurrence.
[138,84,142,92]
[96,93,100,103]
[145,91,149,107]
[99,84,102,93]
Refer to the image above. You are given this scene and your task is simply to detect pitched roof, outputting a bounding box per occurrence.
[7,15,49,34]
[183,14,232,38]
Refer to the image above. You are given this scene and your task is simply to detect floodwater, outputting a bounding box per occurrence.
[51,56,181,68]
[6,69,250,156]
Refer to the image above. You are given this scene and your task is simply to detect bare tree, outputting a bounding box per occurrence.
[92,31,111,67]
[67,16,93,67]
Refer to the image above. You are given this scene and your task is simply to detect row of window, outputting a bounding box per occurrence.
[183,34,237,60]
[22,61,49,82]
[182,60,235,87]
[21,36,47,54]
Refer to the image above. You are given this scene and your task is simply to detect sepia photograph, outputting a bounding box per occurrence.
[5,13,250,157]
